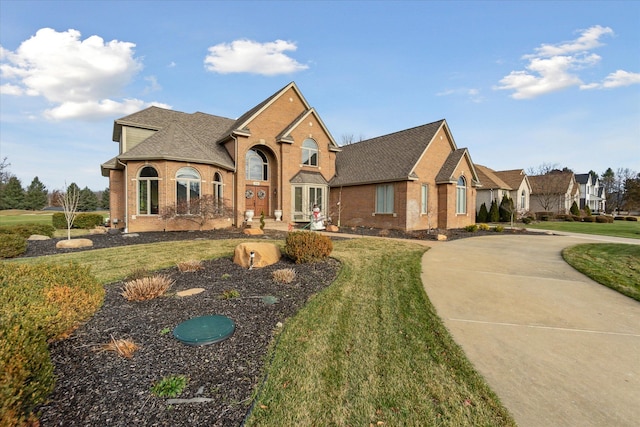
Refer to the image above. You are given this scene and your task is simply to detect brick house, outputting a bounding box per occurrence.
[329,120,481,231]
[101,82,480,232]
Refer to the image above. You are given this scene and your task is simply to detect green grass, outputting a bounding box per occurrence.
[246,238,515,426]
[6,237,515,425]
[527,220,640,239]
[0,209,109,238]
[563,243,640,302]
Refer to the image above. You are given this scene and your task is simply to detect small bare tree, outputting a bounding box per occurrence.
[61,182,80,240]
[160,195,231,230]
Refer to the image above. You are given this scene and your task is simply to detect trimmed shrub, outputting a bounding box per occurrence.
[521,217,532,225]
[625,216,638,222]
[494,225,504,232]
[283,231,333,264]
[571,215,581,222]
[0,233,27,258]
[583,216,596,222]
[0,263,103,426]
[535,212,553,221]
[74,213,105,229]
[614,216,625,221]
[584,206,592,216]
[52,212,104,229]
[596,215,614,223]
[52,212,67,229]
[478,223,490,231]
[0,224,55,238]
[464,224,478,232]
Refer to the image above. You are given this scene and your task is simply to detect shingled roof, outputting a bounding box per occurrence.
[474,164,511,189]
[494,169,528,190]
[529,171,576,195]
[330,120,446,187]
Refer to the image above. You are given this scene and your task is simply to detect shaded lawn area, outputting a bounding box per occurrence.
[246,238,515,426]
[563,243,640,302]
[527,220,640,240]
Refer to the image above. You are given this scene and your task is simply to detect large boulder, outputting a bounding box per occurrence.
[233,242,281,269]
[56,238,93,249]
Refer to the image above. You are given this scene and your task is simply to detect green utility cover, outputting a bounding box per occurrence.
[173,315,235,346]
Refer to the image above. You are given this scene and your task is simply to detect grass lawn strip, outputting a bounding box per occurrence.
[563,243,640,302]
[246,238,515,426]
[526,220,640,240]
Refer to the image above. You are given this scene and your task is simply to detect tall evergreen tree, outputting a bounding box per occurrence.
[477,202,488,223]
[24,176,48,210]
[78,186,99,211]
[499,194,514,222]
[0,176,25,209]
[100,187,110,210]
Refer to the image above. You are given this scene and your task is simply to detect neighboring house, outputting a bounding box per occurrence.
[575,173,606,213]
[528,171,580,214]
[329,120,481,231]
[101,82,479,232]
[474,165,512,213]
[475,166,532,216]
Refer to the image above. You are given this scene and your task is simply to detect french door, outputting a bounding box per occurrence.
[292,184,327,222]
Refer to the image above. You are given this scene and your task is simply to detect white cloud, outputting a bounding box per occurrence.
[436,87,483,103]
[44,98,171,121]
[204,39,309,75]
[0,28,163,120]
[0,83,23,95]
[495,26,639,99]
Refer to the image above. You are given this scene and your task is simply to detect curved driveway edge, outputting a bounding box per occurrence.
[421,234,640,427]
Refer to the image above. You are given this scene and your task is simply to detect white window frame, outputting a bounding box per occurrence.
[421,184,429,214]
[138,166,159,215]
[456,176,467,214]
[291,184,327,221]
[302,138,319,167]
[376,184,394,214]
[176,167,201,215]
[246,149,268,181]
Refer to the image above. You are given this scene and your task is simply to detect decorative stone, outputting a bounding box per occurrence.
[326,225,339,232]
[233,242,281,269]
[56,238,93,249]
[176,288,205,297]
[122,233,139,238]
[90,226,108,234]
[27,234,50,241]
[243,228,264,235]
[436,234,448,241]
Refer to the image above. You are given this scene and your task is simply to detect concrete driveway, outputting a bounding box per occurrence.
[421,234,640,427]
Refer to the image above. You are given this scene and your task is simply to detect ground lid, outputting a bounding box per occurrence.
[173,315,235,346]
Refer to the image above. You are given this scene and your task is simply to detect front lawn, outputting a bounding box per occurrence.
[526,220,640,239]
[246,238,515,426]
[563,243,640,302]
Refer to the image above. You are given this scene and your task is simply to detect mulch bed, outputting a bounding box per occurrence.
[36,242,340,426]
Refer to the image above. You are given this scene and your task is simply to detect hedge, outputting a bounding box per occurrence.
[0,263,104,426]
[52,212,104,229]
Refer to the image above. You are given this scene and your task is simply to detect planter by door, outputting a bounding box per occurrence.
[274,210,283,221]
[245,210,254,222]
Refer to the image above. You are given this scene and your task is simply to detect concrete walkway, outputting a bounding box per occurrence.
[421,234,640,427]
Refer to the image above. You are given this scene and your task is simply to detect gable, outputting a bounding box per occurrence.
[475,165,511,190]
[435,148,481,187]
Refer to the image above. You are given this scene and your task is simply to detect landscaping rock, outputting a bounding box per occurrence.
[122,233,139,238]
[56,238,93,249]
[326,224,339,232]
[176,288,205,297]
[437,234,448,241]
[233,242,281,268]
[90,226,108,234]
[243,228,264,236]
[27,234,50,241]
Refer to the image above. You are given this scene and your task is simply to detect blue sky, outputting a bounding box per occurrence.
[1,0,639,192]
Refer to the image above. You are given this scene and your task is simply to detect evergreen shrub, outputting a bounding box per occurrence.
[477,203,488,223]
[0,263,103,426]
[0,224,55,238]
[624,216,638,222]
[570,201,580,216]
[283,231,333,264]
[0,234,27,258]
[596,215,614,223]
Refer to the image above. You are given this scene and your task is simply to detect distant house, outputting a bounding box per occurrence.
[475,166,531,218]
[528,171,580,214]
[101,82,480,232]
[575,173,606,213]
[330,120,481,231]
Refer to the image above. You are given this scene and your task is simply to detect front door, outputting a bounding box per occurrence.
[245,185,269,216]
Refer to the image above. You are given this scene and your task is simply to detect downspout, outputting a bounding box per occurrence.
[116,158,128,233]
[231,134,238,227]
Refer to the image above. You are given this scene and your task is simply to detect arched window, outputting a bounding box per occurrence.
[176,167,200,214]
[246,149,268,181]
[302,138,318,166]
[138,166,159,215]
[520,190,526,210]
[456,176,467,214]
